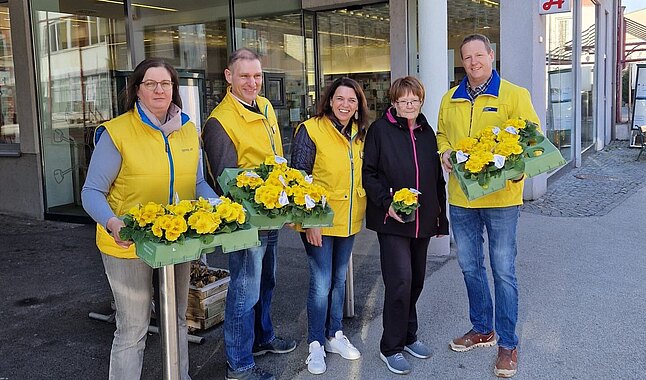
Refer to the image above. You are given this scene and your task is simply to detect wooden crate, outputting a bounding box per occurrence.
[187,268,229,331]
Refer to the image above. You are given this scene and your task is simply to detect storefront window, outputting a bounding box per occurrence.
[234,0,306,155]
[317,3,391,122]
[32,0,129,217]
[447,0,500,87]
[0,3,19,150]
[130,0,230,130]
[546,12,574,161]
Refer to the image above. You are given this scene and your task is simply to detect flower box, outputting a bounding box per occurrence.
[135,227,260,268]
[522,138,566,178]
[217,168,334,230]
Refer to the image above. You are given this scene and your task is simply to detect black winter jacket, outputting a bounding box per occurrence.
[362,107,449,238]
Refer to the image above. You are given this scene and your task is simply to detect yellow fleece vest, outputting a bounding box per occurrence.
[95,109,199,259]
[208,89,284,168]
[298,117,366,237]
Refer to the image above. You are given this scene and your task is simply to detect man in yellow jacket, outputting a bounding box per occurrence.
[202,48,295,380]
[437,34,540,379]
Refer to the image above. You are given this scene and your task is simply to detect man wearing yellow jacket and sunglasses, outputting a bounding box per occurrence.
[437,34,540,379]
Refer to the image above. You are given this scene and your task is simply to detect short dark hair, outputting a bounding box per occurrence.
[459,33,493,59]
[316,77,369,141]
[123,58,182,111]
[389,76,425,104]
[228,48,262,70]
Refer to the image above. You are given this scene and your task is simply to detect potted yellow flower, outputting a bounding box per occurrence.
[119,197,260,268]
[392,188,420,223]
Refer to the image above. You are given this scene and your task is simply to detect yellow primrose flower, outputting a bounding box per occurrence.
[464,150,493,173]
[194,197,214,212]
[284,168,305,184]
[167,200,194,216]
[236,171,265,189]
[472,139,496,153]
[504,118,526,130]
[494,140,523,157]
[254,184,284,209]
[478,127,497,141]
[456,137,478,154]
[264,156,289,172]
[188,211,220,234]
[498,130,521,142]
[393,189,418,206]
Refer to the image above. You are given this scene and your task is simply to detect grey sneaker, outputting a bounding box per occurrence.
[225,365,275,380]
[404,341,432,359]
[380,352,411,375]
[252,336,297,356]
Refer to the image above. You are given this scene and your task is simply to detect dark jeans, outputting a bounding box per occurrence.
[224,230,278,371]
[377,233,431,356]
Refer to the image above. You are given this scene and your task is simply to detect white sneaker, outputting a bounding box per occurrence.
[324,331,361,360]
[306,341,326,375]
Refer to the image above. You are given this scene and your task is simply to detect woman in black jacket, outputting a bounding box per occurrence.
[362,76,449,375]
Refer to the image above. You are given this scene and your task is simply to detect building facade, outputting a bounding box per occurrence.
[0,0,618,220]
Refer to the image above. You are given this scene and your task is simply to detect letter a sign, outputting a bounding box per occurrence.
[538,0,571,15]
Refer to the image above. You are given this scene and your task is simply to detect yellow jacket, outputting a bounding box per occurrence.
[437,71,540,208]
[296,116,366,237]
[207,88,283,169]
[95,107,199,258]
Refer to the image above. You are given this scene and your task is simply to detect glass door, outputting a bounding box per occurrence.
[316,3,391,122]
[129,0,231,129]
[32,0,130,219]
[233,0,307,155]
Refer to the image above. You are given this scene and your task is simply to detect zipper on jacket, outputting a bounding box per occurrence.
[162,133,175,204]
[408,127,420,238]
[347,140,355,236]
[262,104,277,155]
[469,101,475,137]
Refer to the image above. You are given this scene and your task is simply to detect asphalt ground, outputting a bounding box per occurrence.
[1,140,645,379]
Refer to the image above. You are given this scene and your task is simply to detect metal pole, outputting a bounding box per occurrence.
[159,264,181,380]
[343,252,355,318]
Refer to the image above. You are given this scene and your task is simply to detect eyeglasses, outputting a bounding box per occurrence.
[140,80,173,91]
[395,100,421,107]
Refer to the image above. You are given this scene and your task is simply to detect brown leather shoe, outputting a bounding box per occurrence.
[449,329,497,352]
[494,347,518,378]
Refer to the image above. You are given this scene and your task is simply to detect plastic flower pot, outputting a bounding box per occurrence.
[397,211,416,223]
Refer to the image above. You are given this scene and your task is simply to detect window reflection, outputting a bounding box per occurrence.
[0,4,18,146]
[32,0,129,215]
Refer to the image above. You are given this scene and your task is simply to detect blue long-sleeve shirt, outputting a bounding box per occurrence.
[81,132,217,228]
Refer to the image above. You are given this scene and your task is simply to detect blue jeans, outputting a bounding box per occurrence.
[101,253,191,380]
[224,230,278,371]
[450,205,520,350]
[300,234,356,345]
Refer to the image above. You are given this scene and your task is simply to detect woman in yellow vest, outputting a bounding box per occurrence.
[81,58,217,380]
[291,77,369,375]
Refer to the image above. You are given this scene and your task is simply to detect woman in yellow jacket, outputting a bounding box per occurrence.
[291,77,369,375]
[81,58,217,379]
